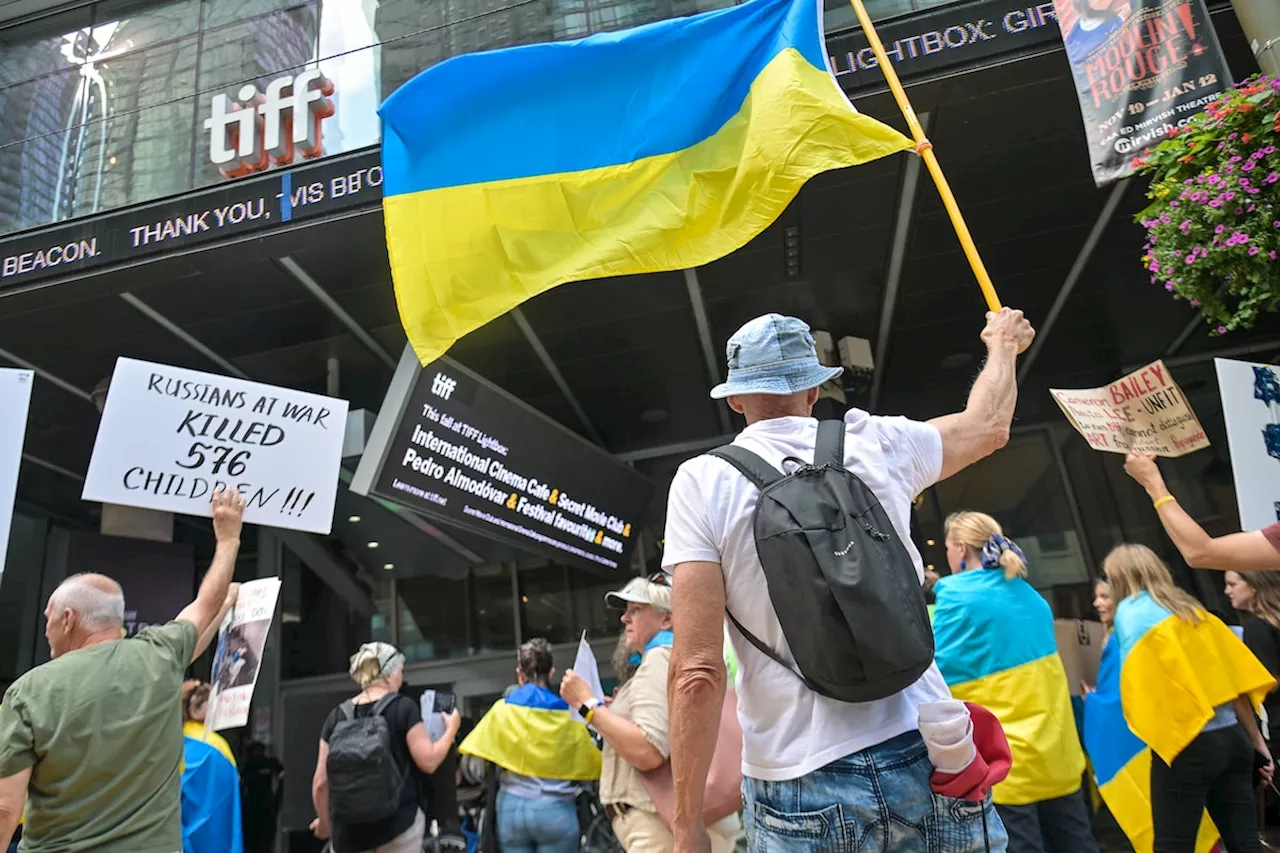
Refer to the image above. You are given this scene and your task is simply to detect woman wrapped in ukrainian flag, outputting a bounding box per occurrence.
[1104,544,1275,853]
[934,511,1098,853]
[459,638,600,853]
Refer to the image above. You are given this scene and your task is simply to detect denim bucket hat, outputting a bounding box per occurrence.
[710,314,843,400]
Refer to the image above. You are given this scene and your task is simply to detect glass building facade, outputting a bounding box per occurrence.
[0,0,961,236]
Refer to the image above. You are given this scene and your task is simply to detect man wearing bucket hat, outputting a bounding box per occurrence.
[663,309,1035,853]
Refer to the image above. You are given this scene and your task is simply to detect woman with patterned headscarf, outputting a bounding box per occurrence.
[934,511,1098,853]
[310,642,461,853]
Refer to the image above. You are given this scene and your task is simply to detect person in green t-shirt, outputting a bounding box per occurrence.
[0,487,247,853]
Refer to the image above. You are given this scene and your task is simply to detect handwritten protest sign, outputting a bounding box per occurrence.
[207,577,281,732]
[0,369,33,582]
[1050,360,1208,457]
[82,358,348,534]
[1215,358,1280,531]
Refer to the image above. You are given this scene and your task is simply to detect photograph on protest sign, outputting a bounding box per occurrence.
[1215,358,1280,531]
[1051,359,1208,456]
[81,357,349,534]
[207,577,281,732]
[1052,0,1231,185]
[0,369,33,582]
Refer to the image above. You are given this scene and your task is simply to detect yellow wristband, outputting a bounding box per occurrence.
[1153,495,1177,510]
[585,705,598,724]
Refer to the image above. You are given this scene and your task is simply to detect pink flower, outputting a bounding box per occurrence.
[1190,299,1201,307]
[1185,254,1196,264]
[1250,246,1261,256]
[1218,326,1228,334]
[1166,282,1176,291]
[1271,250,1278,260]
[1266,172,1279,184]
[1215,224,1226,234]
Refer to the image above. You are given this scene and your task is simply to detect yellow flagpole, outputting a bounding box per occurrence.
[845,0,1003,312]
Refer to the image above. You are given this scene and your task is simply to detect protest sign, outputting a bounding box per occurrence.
[1051,360,1208,456]
[208,577,281,732]
[1052,0,1230,185]
[1215,358,1280,531]
[1055,619,1107,696]
[0,369,32,582]
[82,358,348,534]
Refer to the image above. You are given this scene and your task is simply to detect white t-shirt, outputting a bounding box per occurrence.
[662,411,951,782]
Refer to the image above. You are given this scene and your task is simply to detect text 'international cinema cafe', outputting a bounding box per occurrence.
[0,0,1277,832]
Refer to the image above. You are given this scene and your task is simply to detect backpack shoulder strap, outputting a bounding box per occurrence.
[816,420,845,468]
[372,693,401,718]
[725,610,826,695]
[338,700,356,721]
[706,445,782,490]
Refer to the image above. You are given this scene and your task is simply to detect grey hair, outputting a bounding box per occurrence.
[50,574,125,631]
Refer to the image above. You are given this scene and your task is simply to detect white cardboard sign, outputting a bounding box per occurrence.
[0,369,34,581]
[82,358,348,534]
[207,577,282,732]
[1215,358,1280,532]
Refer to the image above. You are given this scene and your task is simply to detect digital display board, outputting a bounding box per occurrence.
[351,346,652,574]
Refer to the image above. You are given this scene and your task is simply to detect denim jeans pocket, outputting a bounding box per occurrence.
[929,793,987,825]
[928,792,1005,853]
[749,801,848,853]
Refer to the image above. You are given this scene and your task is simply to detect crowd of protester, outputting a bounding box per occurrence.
[2,309,1280,853]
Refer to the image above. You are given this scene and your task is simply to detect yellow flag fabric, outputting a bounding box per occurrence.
[459,684,601,781]
[1115,591,1275,764]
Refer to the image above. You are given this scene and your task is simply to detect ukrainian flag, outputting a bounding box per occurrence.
[460,684,601,780]
[933,569,1086,805]
[181,733,243,853]
[1113,591,1275,765]
[1083,634,1218,853]
[379,0,912,365]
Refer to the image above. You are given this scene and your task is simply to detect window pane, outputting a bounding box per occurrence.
[472,564,516,653]
[0,7,94,87]
[94,0,202,53]
[399,573,469,662]
[202,0,313,33]
[518,561,572,645]
[0,69,82,232]
[569,567,626,641]
[919,430,1091,594]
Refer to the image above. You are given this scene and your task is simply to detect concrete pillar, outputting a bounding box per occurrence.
[1232,0,1280,76]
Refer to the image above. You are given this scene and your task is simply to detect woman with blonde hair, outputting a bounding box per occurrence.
[1105,544,1276,853]
[310,642,461,853]
[934,511,1096,853]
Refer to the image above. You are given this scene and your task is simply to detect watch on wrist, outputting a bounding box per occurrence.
[579,698,601,718]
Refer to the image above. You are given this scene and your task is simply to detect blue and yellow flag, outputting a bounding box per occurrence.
[460,684,601,781]
[379,0,912,365]
[1114,591,1274,765]
[1084,635,1218,853]
[181,735,243,853]
[933,569,1086,806]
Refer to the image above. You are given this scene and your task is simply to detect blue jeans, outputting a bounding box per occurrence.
[743,730,1008,853]
[496,790,580,853]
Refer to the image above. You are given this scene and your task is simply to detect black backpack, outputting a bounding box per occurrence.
[326,695,409,823]
[707,419,934,703]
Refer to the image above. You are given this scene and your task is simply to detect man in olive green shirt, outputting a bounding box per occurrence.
[0,487,247,853]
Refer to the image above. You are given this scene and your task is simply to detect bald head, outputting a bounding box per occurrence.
[50,573,125,631]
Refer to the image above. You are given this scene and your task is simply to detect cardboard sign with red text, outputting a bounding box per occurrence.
[1050,360,1209,457]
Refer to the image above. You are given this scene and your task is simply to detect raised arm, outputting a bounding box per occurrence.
[669,560,729,853]
[176,488,246,663]
[194,584,240,661]
[929,309,1036,482]
[1124,453,1280,572]
[405,710,461,774]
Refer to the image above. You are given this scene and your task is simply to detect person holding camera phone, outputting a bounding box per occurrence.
[310,643,461,853]
[460,639,601,853]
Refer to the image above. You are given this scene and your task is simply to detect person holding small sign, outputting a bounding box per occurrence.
[1124,452,1280,572]
[0,487,247,853]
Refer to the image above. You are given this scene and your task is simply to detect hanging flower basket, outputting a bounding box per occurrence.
[1134,74,1280,335]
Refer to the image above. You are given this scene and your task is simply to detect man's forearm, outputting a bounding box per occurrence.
[199,541,240,603]
[669,638,724,832]
[965,343,1019,433]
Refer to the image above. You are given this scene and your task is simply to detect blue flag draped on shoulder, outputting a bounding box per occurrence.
[181,735,244,853]
[1083,635,1218,853]
[460,684,602,781]
[379,0,912,365]
[933,569,1085,806]
[1113,591,1274,765]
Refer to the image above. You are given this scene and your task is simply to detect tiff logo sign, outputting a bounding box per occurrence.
[205,68,335,179]
[431,373,458,400]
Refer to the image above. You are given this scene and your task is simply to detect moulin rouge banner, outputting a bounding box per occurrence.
[1053,0,1231,186]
